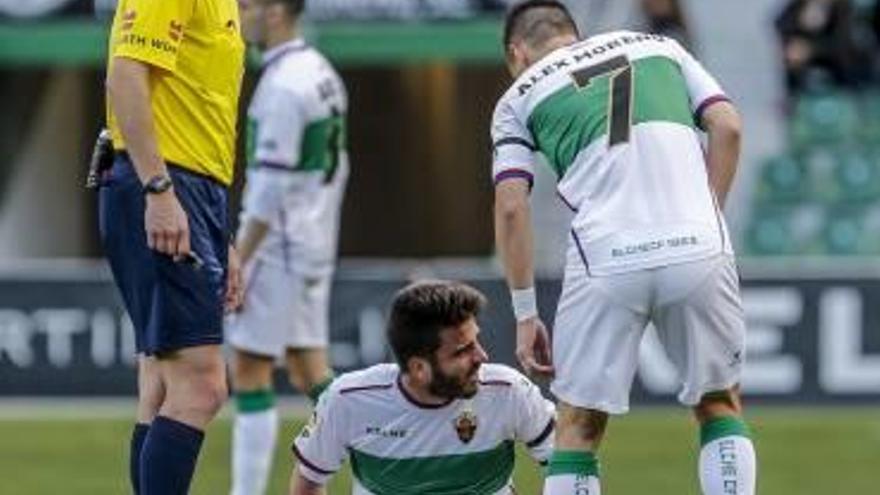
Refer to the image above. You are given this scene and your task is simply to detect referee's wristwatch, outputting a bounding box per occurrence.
[143,174,173,195]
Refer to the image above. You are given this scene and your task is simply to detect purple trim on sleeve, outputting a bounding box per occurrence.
[694,95,732,128]
[556,191,578,212]
[526,418,555,449]
[256,161,298,172]
[292,444,335,476]
[570,229,591,276]
[493,169,534,188]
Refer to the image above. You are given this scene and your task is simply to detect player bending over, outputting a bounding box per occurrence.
[290,280,556,495]
[492,2,754,494]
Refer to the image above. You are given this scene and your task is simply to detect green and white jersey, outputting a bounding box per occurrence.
[293,363,555,495]
[492,31,733,276]
[242,39,348,275]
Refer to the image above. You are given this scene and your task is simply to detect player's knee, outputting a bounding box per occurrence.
[694,387,742,423]
[191,378,228,417]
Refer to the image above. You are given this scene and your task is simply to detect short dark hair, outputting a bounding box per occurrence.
[503,0,579,49]
[387,280,487,369]
[270,0,304,16]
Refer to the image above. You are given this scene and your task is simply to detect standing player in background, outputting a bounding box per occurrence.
[289,281,555,495]
[101,0,245,494]
[492,2,755,494]
[227,1,349,494]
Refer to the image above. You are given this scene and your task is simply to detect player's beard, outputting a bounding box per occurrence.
[427,360,481,400]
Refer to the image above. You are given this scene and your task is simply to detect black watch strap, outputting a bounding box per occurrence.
[143,174,173,195]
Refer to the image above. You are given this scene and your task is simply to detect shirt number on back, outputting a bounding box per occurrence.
[570,55,633,146]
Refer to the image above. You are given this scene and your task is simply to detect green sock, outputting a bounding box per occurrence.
[700,416,751,447]
[545,450,602,494]
[235,389,275,413]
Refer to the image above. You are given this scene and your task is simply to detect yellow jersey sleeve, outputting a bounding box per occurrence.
[111,0,195,73]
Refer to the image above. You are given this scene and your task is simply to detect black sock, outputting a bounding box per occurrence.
[129,423,150,495]
[139,416,205,495]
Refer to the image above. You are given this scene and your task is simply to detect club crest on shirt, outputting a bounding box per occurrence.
[453,409,478,444]
[300,411,320,439]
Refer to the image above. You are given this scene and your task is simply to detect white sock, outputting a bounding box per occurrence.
[231,408,279,495]
[543,473,601,494]
[543,451,601,495]
[699,435,756,495]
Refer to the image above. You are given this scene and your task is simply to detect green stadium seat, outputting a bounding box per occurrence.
[744,203,828,256]
[790,93,859,148]
[755,154,810,203]
[831,149,880,202]
[820,207,866,255]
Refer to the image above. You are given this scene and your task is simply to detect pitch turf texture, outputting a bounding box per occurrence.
[2,407,877,494]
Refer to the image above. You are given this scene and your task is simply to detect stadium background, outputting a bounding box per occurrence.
[0,0,877,493]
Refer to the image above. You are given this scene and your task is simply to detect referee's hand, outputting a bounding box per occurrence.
[516,317,554,380]
[145,190,191,257]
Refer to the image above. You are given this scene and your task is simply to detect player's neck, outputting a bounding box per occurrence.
[534,34,578,60]
[265,26,299,51]
[399,373,452,407]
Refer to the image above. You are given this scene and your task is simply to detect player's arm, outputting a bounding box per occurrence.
[672,40,741,209]
[511,371,556,465]
[289,384,348,494]
[237,87,307,266]
[491,99,552,377]
[289,473,325,495]
[495,179,535,294]
[701,101,742,209]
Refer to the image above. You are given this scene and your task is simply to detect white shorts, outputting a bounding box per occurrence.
[226,260,332,358]
[551,249,746,414]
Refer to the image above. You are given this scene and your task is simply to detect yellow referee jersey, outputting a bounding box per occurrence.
[106,0,245,186]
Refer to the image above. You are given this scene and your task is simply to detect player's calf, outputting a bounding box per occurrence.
[285,348,334,403]
[231,350,278,495]
[544,402,607,495]
[694,388,756,495]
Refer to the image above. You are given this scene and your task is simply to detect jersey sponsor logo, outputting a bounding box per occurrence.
[116,33,179,56]
[121,10,136,31]
[453,409,478,444]
[168,20,183,42]
[610,235,699,259]
[299,411,320,439]
[365,426,408,439]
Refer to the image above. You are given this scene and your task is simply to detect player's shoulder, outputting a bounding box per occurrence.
[327,363,399,401]
[478,363,534,392]
[573,29,685,60]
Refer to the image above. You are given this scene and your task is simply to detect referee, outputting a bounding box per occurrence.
[100,1,245,494]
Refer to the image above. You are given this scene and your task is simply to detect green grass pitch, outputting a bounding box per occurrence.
[2,407,877,494]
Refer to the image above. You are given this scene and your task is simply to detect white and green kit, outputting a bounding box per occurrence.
[293,363,555,494]
[228,38,349,354]
[492,30,733,276]
[492,31,747,415]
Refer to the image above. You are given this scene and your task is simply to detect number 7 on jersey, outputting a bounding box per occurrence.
[570,55,633,146]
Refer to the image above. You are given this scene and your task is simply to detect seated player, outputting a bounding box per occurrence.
[289,280,556,495]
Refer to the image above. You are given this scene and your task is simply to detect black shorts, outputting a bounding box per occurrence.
[99,154,229,355]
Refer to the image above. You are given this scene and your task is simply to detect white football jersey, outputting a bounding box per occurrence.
[293,363,555,495]
[241,39,349,275]
[492,31,733,276]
